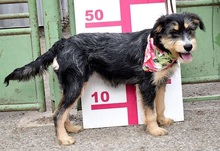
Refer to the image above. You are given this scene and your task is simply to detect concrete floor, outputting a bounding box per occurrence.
[0,99,220,151]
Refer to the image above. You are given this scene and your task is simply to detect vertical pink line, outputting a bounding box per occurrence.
[126,84,138,125]
[120,0,132,32]
[119,0,164,33]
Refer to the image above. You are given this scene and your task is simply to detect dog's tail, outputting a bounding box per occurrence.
[4,38,66,86]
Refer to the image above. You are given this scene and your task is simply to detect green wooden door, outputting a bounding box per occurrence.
[0,0,45,112]
[177,0,220,83]
[177,0,220,101]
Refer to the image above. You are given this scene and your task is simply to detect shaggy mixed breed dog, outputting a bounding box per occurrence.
[4,13,205,145]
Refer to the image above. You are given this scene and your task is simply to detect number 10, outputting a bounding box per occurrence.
[92,91,110,103]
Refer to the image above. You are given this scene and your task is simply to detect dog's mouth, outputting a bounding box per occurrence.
[179,53,193,62]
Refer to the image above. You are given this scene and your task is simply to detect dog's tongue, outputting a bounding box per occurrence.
[181,53,192,62]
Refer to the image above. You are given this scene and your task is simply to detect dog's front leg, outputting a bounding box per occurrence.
[144,107,168,136]
[155,85,174,126]
[139,82,168,136]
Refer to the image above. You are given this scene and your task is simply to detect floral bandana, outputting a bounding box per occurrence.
[142,38,177,72]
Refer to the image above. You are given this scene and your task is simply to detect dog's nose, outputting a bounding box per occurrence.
[184,44,193,52]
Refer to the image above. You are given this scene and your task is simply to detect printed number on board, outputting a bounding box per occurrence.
[85,10,104,21]
[91,91,110,103]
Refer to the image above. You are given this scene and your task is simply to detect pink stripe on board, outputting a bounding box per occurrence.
[85,0,165,30]
[85,21,122,28]
[91,102,128,110]
[119,0,165,32]
[130,0,164,4]
[119,0,164,33]
[126,84,138,125]
[91,85,139,125]
[120,0,132,32]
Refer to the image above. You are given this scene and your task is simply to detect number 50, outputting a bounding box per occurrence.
[85,9,104,21]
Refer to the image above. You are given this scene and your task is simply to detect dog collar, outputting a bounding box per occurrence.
[142,38,177,72]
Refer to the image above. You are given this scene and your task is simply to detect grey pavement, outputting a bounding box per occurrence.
[0,99,220,151]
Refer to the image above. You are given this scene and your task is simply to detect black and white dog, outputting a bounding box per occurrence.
[4,13,205,145]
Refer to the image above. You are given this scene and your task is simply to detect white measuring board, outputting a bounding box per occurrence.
[74,0,183,129]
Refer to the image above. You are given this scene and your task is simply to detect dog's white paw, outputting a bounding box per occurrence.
[58,135,76,145]
[65,124,83,133]
[147,126,168,136]
[158,117,174,126]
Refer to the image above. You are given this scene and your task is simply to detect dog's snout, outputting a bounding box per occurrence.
[184,44,193,52]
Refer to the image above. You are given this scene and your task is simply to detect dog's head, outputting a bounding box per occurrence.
[151,12,205,63]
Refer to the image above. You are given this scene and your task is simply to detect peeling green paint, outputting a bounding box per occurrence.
[215,33,220,47]
[0,49,3,58]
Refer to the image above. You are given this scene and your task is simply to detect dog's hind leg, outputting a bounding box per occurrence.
[53,71,87,145]
[53,95,78,145]
[155,85,174,126]
[64,82,88,133]
[64,114,82,134]
[139,81,168,136]
[64,83,88,133]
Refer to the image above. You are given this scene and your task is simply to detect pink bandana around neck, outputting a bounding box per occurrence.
[142,38,177,72]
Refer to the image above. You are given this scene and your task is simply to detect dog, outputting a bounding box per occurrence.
[4,13,205,145]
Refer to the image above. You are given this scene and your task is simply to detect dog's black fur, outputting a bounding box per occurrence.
[4,13,205,145]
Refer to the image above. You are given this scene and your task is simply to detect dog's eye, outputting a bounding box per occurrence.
[171,29,178,34]
[186,28,196,35]
[170,29,179,37]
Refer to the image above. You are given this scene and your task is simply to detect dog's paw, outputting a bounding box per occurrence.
[158,117,174,126]
[65,125,83,133]
[147,126,168,136]
[58,135,76,145]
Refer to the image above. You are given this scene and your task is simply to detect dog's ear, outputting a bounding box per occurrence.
[150,15,167,36]
[184,12,205,31]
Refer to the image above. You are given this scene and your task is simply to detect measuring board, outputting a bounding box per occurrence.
[74,0,183,129]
